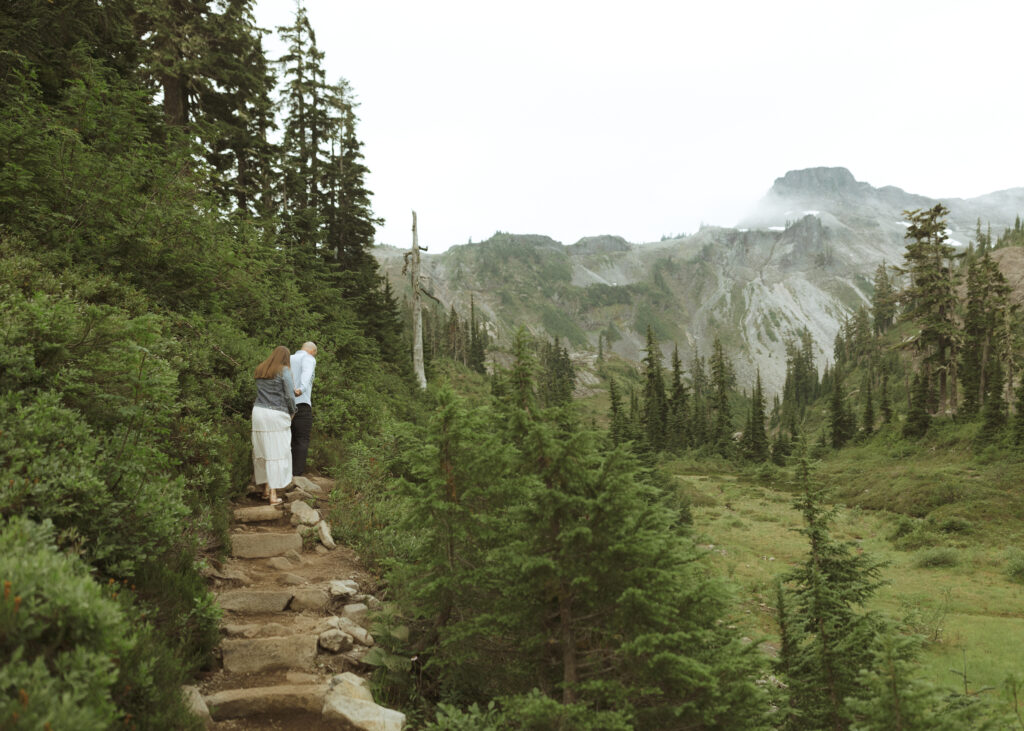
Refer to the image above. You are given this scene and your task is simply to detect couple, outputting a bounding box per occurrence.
[251,342,317,505]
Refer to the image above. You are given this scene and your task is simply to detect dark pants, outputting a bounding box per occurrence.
[291,404,313,476]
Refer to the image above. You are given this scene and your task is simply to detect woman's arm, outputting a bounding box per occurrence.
[282,368,298,416]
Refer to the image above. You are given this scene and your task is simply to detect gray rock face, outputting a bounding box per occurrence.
[278,572,306,586]
[328,615,374,647]
[218,590,293,613]
[231,531,303,558]
[221,635,317,673]
[341,602,369,626]
[318,628,354,653]
[267,556,294,571]
[290,500,321,526]
[329,672,374,702]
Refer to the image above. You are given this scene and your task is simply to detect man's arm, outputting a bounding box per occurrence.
[296,354,315,396]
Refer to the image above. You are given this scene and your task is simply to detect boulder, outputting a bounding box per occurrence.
[278,573,307,586]
[329,579,359,599]
[290,587,330,612]
[328,672,374,702]
[317,520,337,550]
[290,500,321,526]
[327,615,374,647]
[318,629,354,653]
[267,556,295,571]
[221,635,317,673]
[291,476,324,494]
[231,531,303,559]
[322,692,405,731]
[341,602,369,625]
[181,685,213,729]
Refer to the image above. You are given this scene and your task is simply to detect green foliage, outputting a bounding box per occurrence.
[0,517,202,730]
[1004,548,1024,584]
[912,547,960,569]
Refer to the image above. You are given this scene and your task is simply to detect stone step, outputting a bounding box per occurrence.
[231,530,303,558]
[218,589,293,613]
[233,505,287,523]
[221,635,318,674]
[204,684,326,721]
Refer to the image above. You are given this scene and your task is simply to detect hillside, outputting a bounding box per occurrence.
[375,168,1024,392]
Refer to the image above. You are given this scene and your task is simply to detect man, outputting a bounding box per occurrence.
[290,341,317,477]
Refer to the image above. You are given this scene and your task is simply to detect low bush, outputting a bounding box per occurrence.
[913,547,960,569]
[1005,548,1024,584]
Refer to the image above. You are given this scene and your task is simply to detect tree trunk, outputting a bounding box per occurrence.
[411,211,426,389]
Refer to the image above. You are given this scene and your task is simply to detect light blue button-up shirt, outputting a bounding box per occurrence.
[290,349,316,407]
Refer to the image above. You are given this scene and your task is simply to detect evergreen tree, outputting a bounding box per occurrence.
[861,374,875,436]
[880,373,893,424]
[776,446,887,731]
[978,358,1006,443]
[468,296,488,374]
[744,370,769,462]
[641,326,668,452]
[903,371,932,439]
[871,262,897,335]
[898,205,961,413]
[829,368,854,449]
[608,378,628,446]
[666,344,689,451]
[960,249,1011,417]
[709,336,735,455]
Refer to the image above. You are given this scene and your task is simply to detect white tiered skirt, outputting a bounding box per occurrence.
[251,406,293,491]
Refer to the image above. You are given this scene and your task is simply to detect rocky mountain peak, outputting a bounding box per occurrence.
[769,167,865,198]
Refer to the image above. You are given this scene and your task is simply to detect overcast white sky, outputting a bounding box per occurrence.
[254,0,1024,252]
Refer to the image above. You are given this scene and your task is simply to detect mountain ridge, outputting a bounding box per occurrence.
[375,168,1024,392]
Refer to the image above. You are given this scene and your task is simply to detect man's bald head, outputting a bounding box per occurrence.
[302,342,317,356]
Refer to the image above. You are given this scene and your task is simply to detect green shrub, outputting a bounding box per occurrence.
[913,547,960,569]
[0,516,201,730]
[936,516,972,534]
[1005,548,1024,584]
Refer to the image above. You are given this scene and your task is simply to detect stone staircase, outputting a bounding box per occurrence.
[185,477,405,730]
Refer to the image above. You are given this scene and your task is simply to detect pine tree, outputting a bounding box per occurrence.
[641,326,668,452]
[829,367,854,449]
[666,344,689,452]
[744,370,769,461]
[776,445,886,731]
[880,373,893,425]
[608,378,628,446]
[903,371,932,439]
[709,336,735,455]
[871,262,897,335]
[898,205,961,414]
[861,374,875,436]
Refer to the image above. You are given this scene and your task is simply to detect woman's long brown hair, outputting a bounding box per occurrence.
[254,345,291,379]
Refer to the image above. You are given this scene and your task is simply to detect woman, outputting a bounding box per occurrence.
[252,345,297,505]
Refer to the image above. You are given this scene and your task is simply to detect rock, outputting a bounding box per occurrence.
[290,500,321,526]
[221,635,318,673]
[205,685,327,720]
[222,623,260,638]
[231,531,303,559]
[233,505,285,523]
[315,544,329,554]
[286,671,320,684]
[328,615,374,647]
[285,549,304,563]
[279,573,306,586]
[329,580,359,599]
[341,602,369,625]
[354,593,382,610]
[291,476,324,494]
[218,590,293,613]
[322,691,405,731]
[328,672,374,702]
[286,487,317,503]
[317,520,336,550]
[290,587,330,612]
[267,556,294,571]
[318,629,354,653]
[181,685,213,729]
